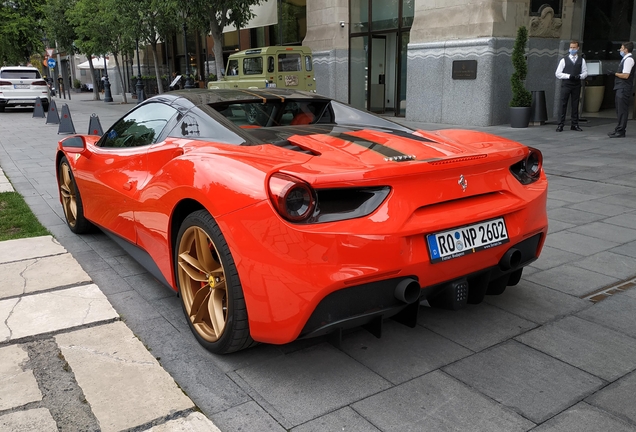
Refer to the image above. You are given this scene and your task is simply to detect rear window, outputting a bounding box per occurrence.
[1,69,41,79]
[278,54,301,72]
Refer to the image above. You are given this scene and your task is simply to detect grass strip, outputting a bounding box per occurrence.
[0,192,50,241]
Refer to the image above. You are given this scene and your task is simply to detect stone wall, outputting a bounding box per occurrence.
[304,0,349,101]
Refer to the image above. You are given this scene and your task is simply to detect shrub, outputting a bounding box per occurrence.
[510,26,532,107]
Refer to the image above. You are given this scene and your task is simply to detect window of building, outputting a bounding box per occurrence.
[530,1,562,17]
[372,0,399,31]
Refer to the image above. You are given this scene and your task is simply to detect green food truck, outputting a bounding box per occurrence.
[208,46,315,92]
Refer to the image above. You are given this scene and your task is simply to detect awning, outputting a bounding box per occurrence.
[78,57,109,70]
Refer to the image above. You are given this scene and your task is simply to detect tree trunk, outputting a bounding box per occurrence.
[87,57,100,101]
[151,41,164,94]
[114,53,128,104]
[210,19,225,79]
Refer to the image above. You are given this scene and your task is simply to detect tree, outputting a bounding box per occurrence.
[66,0,112,100]
[0,0,45,65]
[184,0,262,80]
[136,0,180,94]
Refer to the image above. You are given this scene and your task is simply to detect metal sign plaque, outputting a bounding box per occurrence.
[452,60,477,80]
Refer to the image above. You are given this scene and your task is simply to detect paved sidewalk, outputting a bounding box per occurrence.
[1,95,636,431]
[0,174,219,430]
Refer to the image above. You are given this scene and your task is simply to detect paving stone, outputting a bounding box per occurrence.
[599,196,636,210]
[549,190,599,203]
[571,251,636,280]
[569,221,636,244]
[605,212,636,230]
[485,279,590,324]
[544,230,619,255]
[532,245,584,270]
[546,199,570,210]
[340,320,472,384]
[548,208,606,225]
[443,341,604,423]
[612,241,636,259]
[0,408,57,431]
[577,293,636,338]
[1,284,117,342]
[148,412,222,432]
[516,316,636,381]
[587,370,636,425]
[56,321,194,432]
[234,343,390,427]
[211,401,286,432]
[527,264,619,296]
[531,402,636,432]
[0,235,65,264]
[352,370,534,432]
[291,407,381,432]
[568,200,633,217]
[417,303,536,351]
[0,345,42,411]
[0,253,92,299]
[548,219,576,234]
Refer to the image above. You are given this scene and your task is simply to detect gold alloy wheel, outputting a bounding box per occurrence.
[177,226,228,342]
[59,161,78,227]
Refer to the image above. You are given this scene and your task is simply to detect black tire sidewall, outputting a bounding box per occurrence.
[174,209,247,354]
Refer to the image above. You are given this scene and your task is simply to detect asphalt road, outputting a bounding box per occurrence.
[1,92,636,431]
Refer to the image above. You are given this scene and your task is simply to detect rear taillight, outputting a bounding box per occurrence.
[268,173,316,222]
[510,147,543,185]
[32,80,48,86]
[0,80,11,86]
[524,148,542,179]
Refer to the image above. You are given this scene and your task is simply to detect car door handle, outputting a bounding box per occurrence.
[123,182,132,191]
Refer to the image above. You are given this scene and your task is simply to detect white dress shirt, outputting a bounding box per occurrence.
[619,53,634,75]
[555,55,588,80]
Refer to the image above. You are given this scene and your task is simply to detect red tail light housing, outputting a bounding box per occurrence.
[0,80,11,86]
[32,80,48,86]
[268,173,316,222]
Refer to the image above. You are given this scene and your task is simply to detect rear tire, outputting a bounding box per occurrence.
[175,210,255,354]
[58,156,93,233]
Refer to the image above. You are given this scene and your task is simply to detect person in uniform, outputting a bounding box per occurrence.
[555,40,588,132]
[608,42,634,138]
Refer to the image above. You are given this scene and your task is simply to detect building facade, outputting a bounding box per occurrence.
[304,0,636,126]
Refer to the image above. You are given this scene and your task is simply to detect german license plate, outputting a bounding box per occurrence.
[427,217,509,263]
[14,84,30,89]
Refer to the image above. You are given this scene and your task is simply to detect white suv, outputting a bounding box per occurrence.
[0,66,51,112]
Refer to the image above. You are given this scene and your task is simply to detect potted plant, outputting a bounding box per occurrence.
[510,26,532,128]
[73,78,82,93]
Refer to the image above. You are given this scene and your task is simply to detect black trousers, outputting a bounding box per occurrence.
[614,88,630,134]
[558,83,581,126]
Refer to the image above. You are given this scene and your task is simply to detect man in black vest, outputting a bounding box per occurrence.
[555,40,588,132]
[608,42,634,138]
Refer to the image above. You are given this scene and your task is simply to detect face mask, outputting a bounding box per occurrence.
[569,49,578,55]
[620,51,625,58]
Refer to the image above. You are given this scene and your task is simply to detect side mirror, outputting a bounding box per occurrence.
[60,135,87,154]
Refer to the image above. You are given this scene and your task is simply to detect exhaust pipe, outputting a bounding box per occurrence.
[395,278,421,304]
[500,248,522,271]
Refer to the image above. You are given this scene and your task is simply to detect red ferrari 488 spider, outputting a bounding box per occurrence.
[56,89,548,354]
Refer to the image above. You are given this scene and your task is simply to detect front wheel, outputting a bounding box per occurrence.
[175,210,255,354]
[58,156,93,233]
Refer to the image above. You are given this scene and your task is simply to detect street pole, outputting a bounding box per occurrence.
[136,38,145,103]
[183,22,195,89]
[103,56,113,102]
